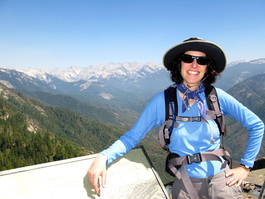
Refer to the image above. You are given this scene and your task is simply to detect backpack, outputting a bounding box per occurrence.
[159,84,227,151]
[159,84,232,199]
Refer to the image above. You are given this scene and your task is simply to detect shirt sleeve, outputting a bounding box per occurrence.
[101,92,165,165]
[216,88,264,167]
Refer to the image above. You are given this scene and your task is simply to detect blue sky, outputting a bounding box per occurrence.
[0,0,264,69]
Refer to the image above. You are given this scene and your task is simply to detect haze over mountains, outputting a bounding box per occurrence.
[1,59,265,113]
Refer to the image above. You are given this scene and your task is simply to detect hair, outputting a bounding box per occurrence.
[167,56,220,87]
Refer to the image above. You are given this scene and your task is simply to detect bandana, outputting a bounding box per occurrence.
[177,83,206,120]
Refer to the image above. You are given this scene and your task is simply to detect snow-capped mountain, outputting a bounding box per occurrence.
[226,58,265,68]
[226,60,246,68]
[15,62,165,83]
[13,58,265,86]
[249,58,265,64]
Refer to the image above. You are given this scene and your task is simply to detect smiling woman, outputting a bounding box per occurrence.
[87,37,264,199]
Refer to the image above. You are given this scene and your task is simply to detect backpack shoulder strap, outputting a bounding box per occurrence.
[164,85,178,121]
[205,86,227,137]
[205,86,231,166]
[159,85,178,150]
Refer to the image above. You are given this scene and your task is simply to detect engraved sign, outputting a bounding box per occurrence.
[0,146,169,199]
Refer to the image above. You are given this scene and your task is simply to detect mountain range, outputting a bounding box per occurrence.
[0,58,265,182]
[1,59,265,117]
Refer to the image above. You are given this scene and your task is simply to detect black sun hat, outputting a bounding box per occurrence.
[163,37,226,73]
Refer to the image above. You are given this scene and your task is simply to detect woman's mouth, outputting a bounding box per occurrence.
[187,70,199,75]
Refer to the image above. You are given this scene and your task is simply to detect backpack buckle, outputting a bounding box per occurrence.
[187,153,202,164]
[178,116,201,122]
[180,117,189,122]
[192,117,201,122]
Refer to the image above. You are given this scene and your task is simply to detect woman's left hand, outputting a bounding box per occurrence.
[225,166,250,187]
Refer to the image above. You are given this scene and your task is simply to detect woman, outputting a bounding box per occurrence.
[88,37,264,198]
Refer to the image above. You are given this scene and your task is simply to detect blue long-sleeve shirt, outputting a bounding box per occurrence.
[101,86,264,178]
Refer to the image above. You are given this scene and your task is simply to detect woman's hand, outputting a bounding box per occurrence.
[87,154,108,195]
[225,166,250,187]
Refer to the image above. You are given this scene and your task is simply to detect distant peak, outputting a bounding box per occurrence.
[249,58,265,64]
[48,62,164,82]
[226,60,246,68]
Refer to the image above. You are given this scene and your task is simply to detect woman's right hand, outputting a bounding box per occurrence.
[87,154,108,195]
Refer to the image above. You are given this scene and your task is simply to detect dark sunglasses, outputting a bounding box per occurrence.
[179,54,211,65]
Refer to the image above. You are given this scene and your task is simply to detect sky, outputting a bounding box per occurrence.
[0,0,265,69]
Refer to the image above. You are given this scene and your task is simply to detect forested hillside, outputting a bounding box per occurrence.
[224,73,265,161]
[25,90,137,128]
[0,111,87,171]
[0,83,125,171]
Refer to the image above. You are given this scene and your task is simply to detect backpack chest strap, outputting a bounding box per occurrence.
[159,113,218,150]
[171,110,221,122]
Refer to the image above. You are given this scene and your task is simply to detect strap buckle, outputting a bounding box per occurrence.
[180,117,189,122]
[178,116,201,122]
[187,153,202,164]
[192,116,201,122]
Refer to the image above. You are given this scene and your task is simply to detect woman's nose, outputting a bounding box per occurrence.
[191,59,198,67]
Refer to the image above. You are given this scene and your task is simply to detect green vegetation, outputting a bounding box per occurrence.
[0,111,88,171]
[0,85,124,171]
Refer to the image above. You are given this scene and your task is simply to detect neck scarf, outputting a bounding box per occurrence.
[177,83,206,120]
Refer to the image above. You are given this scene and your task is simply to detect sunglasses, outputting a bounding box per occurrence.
[179,54,210,65]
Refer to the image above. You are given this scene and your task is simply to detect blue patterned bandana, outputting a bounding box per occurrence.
[177,83,206,120]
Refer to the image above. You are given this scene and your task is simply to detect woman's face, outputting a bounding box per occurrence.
[180,51,208,90]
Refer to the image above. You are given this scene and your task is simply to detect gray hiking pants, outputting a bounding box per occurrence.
[172,167,243,199]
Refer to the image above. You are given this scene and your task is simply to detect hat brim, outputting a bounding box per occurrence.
[163,40,226,73]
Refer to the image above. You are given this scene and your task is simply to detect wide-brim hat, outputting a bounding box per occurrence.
[163,37,226,73]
